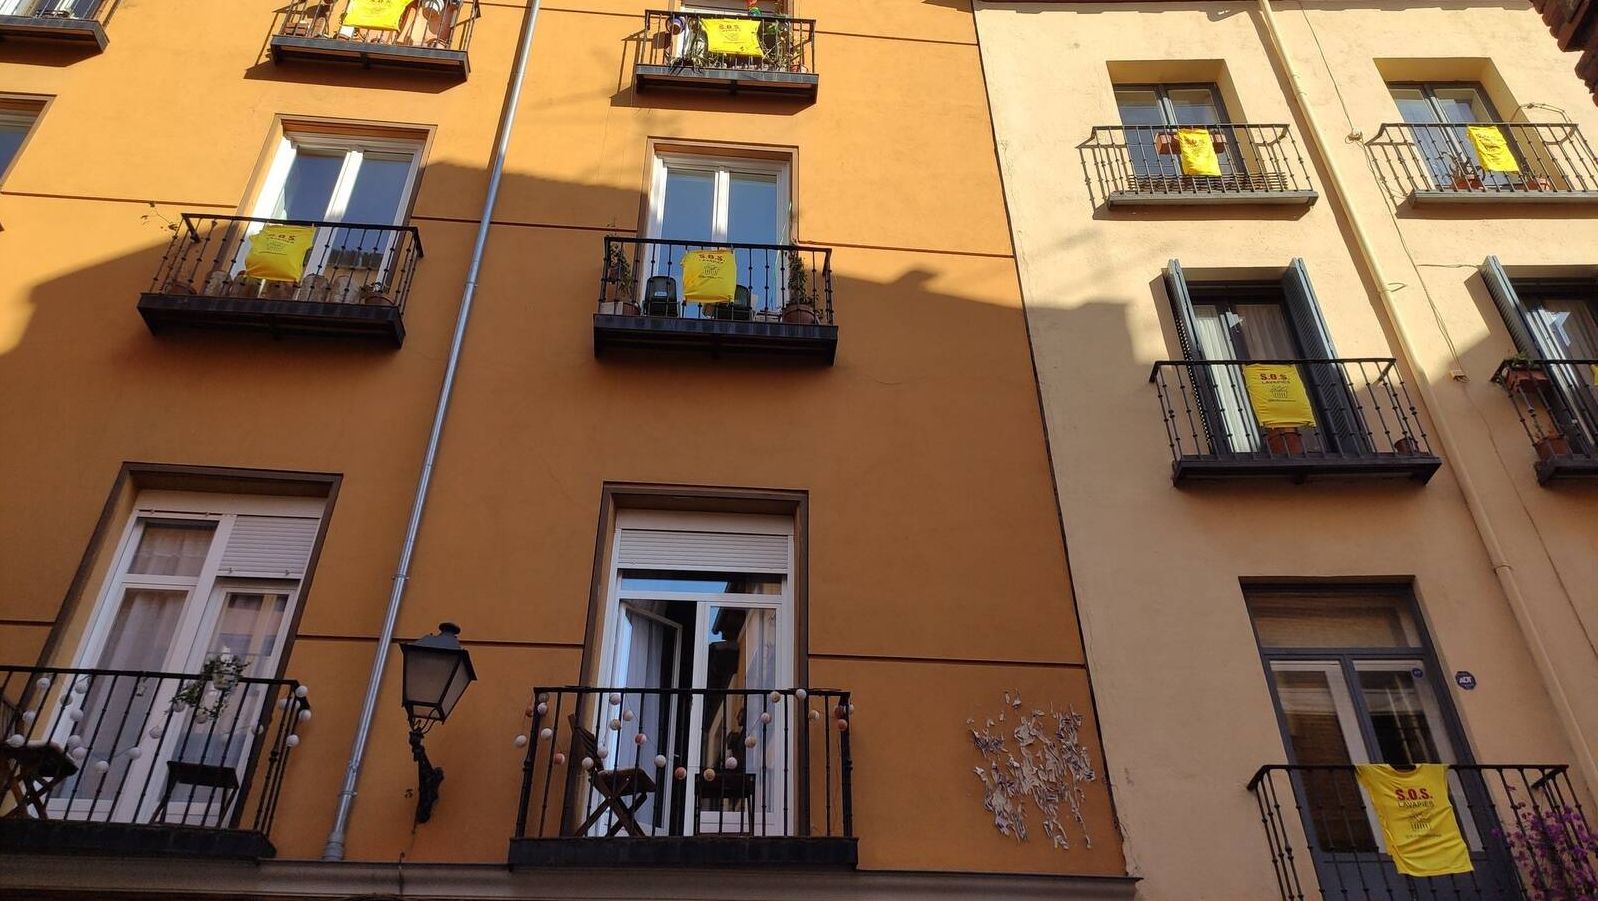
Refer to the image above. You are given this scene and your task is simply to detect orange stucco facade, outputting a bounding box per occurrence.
[0,1,1132,898]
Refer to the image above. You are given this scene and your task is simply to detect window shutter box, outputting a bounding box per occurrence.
[219,516,320,578]
[616,529,790,574]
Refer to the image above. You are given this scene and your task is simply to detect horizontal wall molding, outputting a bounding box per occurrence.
[2,855,1139,900]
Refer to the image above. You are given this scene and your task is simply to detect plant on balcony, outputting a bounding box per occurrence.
[1499,353,1554,395]
[1496,797,1598,899]
[599,243,640,316]
[780,250,818,325]
[171,651,248,721]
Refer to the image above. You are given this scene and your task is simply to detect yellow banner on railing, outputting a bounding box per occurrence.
[1467,125,1520,173]
[344,0,408,31]
[244,225,315,283]
[703,18,765,57]
[1242,363,1317,429]
[682,249,737,303]
[1176,128,1222,177]
[1355,764,1473,878]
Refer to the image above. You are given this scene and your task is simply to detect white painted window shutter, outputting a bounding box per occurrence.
[218,516,320,578]
[616,529,790,574]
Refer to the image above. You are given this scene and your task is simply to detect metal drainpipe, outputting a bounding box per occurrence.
[320,0,545,862]
[1254,0,1598,789]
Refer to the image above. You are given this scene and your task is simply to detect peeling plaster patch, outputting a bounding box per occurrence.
[968,690,1097,850]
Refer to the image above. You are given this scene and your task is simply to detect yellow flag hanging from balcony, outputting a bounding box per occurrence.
[703,18,765,57]
[1467,125,1520,173]
[1242,364,1317,428]
[244,225,315,283]
[1355,764,1473,878]
[1176,128,1222,177]
[343,0,408,31]
[682,249,737,303]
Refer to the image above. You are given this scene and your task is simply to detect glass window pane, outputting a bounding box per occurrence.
[1231,302,1299,359]
[1432,87,1492,124]
[341,154,411,225]
[0,122,30,177]
[1389,87,1440,125]
[1114,89,1165,127]
[275,150,344,221]
[660,167,716,242]
[696,606,778,826]
[726,173,780,245]
[1249,593,1420,648]
[1166,87,1224,126]
[1359,668,1444,765]
[621,571,782,594]
[129,523,216,577]
[1271,667,1377,852]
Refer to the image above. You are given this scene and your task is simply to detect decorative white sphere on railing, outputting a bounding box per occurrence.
[4,735,22,748]
[535,702,548,716]
[286,735,300,748]
[794,689,807,701]
[654,755,668,769]
[513,735,529,748]
[553,752,566,766]
[294,685,309,699]
[724,756,737,770]
[68,709,84,722]
[34,677,51,691]
[539,728,553,741]
[744,736,757,749]
[581,757,594,770]
[298,709,312,723]
[148,726,164,740]
[759,712,772,725]
[634,733,647,746]
[621,708,634,722]
[92,759,110,774]
[608,718,621,732]
[768,690,781,704]
[596,747,609,760]
[126,747,143,760]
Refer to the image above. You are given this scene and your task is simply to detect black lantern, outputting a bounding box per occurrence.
[399,622,476,823]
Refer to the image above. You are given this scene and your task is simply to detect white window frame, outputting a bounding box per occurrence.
[646,151,791,246]
[0,106,42,185]
[249,131,423,227]
[594,509,796,838]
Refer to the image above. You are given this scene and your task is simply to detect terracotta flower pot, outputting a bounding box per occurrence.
[1265,427,1305,455]
[598,300,641,316]
[780,304,818,325]
[1535,433,1572,461]
[1501,367,1551,396]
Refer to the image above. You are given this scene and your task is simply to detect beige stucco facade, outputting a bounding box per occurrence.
[975,1,1598,898]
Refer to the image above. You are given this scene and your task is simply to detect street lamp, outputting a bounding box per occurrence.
[399,622,476,823]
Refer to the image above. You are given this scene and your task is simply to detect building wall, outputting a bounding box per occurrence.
[974,1,1598,898]
[0,0,1126,886]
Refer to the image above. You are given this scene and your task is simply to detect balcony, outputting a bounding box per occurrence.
[0,0,113,51]
[593,237,836,363]
[510,686,855,868]
[269,0,478,78]
[1085,124,1319,207]
[634,10,817,100]
[1369,122,1598,204]
[138,214,422,346]
[1149,358,1441,483]
[1492,358,1598,483]
[1250,763,1596,900]
[0,665,308,860]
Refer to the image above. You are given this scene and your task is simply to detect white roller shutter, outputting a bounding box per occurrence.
[615,528,790,574]
[218,516,320,578]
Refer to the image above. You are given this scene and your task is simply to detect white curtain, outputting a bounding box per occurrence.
[1192,305,1258,453]
[129,524,213,578]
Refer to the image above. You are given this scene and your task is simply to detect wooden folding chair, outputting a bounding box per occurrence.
[568,714,657,837]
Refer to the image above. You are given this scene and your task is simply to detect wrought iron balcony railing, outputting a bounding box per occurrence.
[635,9,818,98]
[270,0,478,77]
[1149,358,1440,482]
[1250,763,1596,900]
[510,686,855,867]
[0,0,115,49]
[594,236,837,362]
[1492,358,1598,482]
[1086,124,1318,206]
[0,665,308,859]
[138,214,423,345]
[1369,122,1598,203]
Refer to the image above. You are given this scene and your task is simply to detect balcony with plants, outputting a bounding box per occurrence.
[0,0,114,51]
[1368,122,1598,204]
[1084,123,1319,206]
[593,236,836,363]
[634,9,817,99]
[137,214,423,346]
[269,0,478,78]
[0,663,309,860]
[1492,356,1598,482]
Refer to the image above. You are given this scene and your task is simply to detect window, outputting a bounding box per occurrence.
[594,510,795,837]
[1114,83,1244,180]
[0,99,43,186]
[1165,260,1365,455]
[1389,82,1519,190]
[1248,587,1497,886]
[59,490,323,823]
[238,127,423,279]
[645,150,792,318]
[1481,259,1598,452]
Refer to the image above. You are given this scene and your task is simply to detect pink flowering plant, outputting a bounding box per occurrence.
[1496,797,1598,901]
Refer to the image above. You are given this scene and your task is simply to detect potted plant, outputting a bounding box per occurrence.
[1535,431,1573,461]
[1264,427,1305,455]
[1447,159,1484,191]
[779,250,818,325]
[1497,353,1552,395]
[598,243,641,316]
